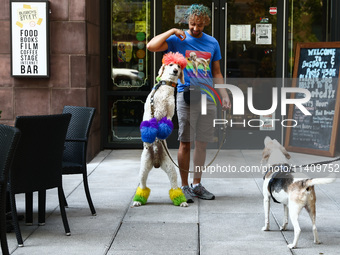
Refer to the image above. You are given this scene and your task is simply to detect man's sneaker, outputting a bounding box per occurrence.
[191,183,215,200]
[181,185,196,203]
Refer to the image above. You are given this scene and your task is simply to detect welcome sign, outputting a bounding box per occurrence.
[11,0,49,77]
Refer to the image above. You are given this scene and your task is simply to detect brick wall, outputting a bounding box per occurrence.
[0,0,101,160]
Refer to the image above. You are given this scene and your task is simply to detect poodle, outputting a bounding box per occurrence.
[133,52,188,207]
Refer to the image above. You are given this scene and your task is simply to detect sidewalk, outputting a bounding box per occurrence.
[4,149,340,255]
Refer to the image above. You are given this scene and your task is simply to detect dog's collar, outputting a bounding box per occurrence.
[153,80,177,90]
[150,80,177,118]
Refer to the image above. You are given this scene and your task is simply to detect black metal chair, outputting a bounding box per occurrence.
[62,106,96,215]
[9,114,72,247]
[0,125,21,255]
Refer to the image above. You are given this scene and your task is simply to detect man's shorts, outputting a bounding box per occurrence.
[177,92,216,143]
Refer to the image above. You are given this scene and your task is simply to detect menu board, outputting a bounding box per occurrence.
[285,42,340,156]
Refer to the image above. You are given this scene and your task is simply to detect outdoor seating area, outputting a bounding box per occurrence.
[1,147,340,254]
[0,106,96,254]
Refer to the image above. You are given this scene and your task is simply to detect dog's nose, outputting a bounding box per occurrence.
[173,69,178,74]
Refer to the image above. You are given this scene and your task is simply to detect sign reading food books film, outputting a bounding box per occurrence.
[10,1,49,77]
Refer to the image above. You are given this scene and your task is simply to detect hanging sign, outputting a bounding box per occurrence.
[10,0,49,77]
[269,7,277,15]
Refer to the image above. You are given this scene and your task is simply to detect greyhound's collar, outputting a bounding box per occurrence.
[153,80,177,90]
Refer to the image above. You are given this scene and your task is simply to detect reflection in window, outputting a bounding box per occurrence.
[288,0,330,77]
[111,0,151,89]
[110,97,144,142]
[161,0,213,35]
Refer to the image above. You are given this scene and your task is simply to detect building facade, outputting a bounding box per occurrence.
[1,0,340,159]
[0,0,100,159]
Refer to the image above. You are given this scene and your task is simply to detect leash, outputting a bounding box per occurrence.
[264,158,340,204]
[149,81,229,174]
[262,157,340,180]
[262,154,340,178]
[290,157,340,169]
[160,110,229,174]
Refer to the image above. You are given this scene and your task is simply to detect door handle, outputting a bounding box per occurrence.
[211,2,214,37]
[224,2,227,78]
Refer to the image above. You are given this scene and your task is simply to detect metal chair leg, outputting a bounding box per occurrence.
[83,171,96,215]
[25,192,33,225]
[58,187,71,236]
[0,186,10,255]
[38,191,46,225]
[61,188,68,208]
[10,192,24,247]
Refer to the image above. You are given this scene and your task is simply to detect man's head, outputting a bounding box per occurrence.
[185,4,211,38]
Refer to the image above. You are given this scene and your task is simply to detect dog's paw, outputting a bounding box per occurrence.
[133,201,142,207]
[287,243,296,249]
[157,117,173,140]
[262,226,270,231]
[169,187,187,206]
[314,240,321,245]
[280,225,287,231]
[180,202,188,207]
[140,118,158,143]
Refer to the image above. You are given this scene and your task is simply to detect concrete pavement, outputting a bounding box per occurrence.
[4,149,340,255]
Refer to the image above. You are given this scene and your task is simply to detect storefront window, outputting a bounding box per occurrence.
[288,0,330,77]
[108,0,151,146]
[111,0,151,90]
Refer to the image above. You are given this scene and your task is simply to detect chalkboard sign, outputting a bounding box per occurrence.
[285,42,340,157]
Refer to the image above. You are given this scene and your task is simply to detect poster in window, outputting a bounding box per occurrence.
[175,5,190,24]
[230,25,251,41]
[256,24,272,45]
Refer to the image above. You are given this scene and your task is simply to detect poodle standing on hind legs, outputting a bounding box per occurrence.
[133,52,188,207]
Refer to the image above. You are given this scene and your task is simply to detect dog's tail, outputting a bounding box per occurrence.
[306,174,336,187]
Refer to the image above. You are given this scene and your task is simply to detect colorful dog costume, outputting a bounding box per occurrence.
[133,52,188,207]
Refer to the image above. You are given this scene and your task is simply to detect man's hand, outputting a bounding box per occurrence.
[173,29,186,41]
[222,94,231,111]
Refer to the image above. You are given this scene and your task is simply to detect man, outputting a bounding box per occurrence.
[147,4,230,202]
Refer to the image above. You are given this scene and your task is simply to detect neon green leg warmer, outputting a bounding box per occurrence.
[133,187,151,205]
[169,188,187,206]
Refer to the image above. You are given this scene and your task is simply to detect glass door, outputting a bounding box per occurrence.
[106,0,152,148]
[157,0,284,148]
[223,0,283,148]
[157,0,215,148]
[101,0,335,149]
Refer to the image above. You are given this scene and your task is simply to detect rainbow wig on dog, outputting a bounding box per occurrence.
[162,52,187,70]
